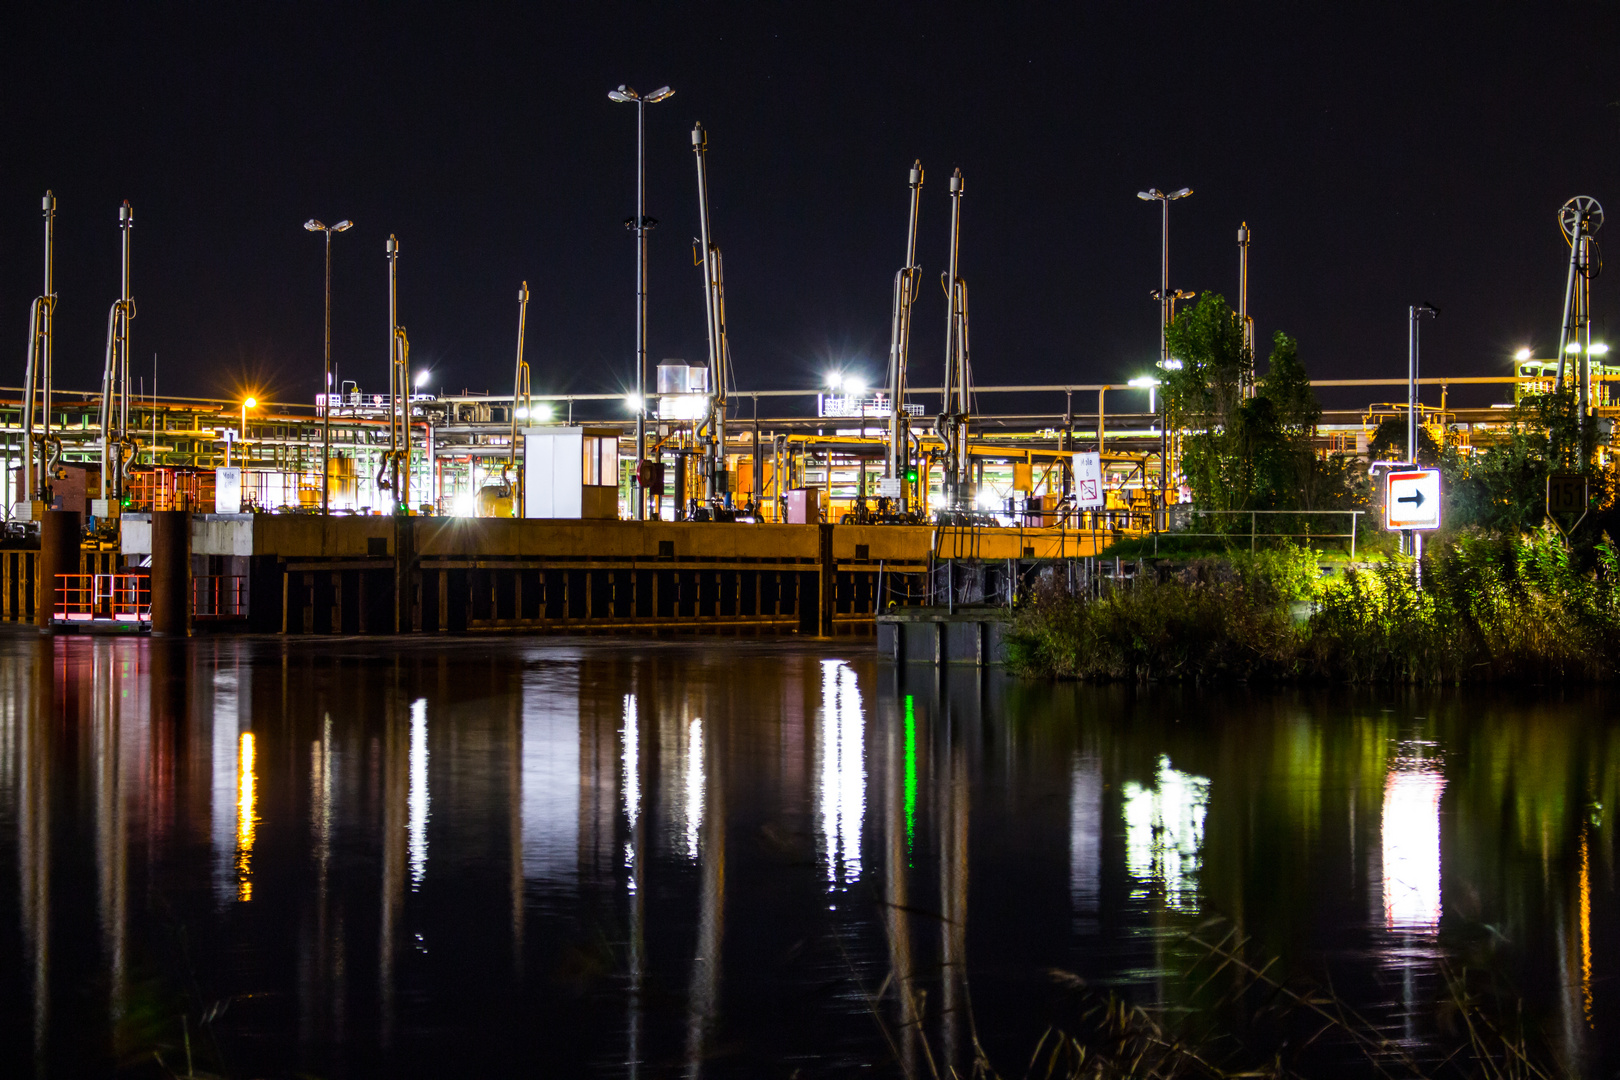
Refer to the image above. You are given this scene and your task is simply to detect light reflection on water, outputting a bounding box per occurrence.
[0,635,1613,1078]
[1381,747,1445,932]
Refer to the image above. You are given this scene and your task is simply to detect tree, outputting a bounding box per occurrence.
[1164,297,1348,515]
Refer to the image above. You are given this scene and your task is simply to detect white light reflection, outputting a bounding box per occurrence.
[1122,755,1210,912]
[685,718,705,860]
[1382,748,1445,931]
[818,660,866,887]
[1070,754,1102,931]
[211,669,245,905]
[408,699,429,890]
[622,693,640,892]
[520,676,580,885]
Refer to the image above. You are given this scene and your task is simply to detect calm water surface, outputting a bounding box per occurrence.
[0,632,1614,1077]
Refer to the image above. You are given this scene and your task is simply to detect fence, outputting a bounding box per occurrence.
[193,575,248,621]
[54,573,151,623]
[1156,508,1364,556]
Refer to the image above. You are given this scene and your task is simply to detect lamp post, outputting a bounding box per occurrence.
[609,83,674,519]
[241,397,256,465]
[1137,188,1193,363]
[1408,303,1439,463]
[304,218,352,514]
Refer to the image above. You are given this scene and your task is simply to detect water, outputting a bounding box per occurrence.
[0,632,1613,1077]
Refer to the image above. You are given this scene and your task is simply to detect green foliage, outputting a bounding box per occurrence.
[1009,533,1620,684]
[1368,416,1442,466]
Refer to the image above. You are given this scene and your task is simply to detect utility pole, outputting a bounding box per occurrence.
[885,161,924,513]
[1137,187,1193,365]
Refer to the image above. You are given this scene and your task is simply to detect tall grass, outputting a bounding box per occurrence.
[1006,530,1620,684]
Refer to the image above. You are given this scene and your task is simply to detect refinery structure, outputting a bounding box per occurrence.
[3,103,1612,637]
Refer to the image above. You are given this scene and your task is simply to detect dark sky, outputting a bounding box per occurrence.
[3,3,1619,411]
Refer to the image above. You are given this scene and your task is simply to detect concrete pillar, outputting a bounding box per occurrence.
[150,510,190,636]
[36,509,81,631]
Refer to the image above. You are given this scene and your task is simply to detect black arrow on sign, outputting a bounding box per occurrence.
[1397,489,1426,507]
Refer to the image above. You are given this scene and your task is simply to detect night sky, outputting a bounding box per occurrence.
[3,4,1618,412]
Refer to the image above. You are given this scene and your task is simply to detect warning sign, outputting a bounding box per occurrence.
[1073,452,1104,509]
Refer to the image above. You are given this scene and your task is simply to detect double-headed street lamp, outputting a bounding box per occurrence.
[1136,188,1193,364]
[304,218,352,514]
[609,83,674,520]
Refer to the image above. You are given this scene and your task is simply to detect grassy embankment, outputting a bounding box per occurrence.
[1006,528,1620,683]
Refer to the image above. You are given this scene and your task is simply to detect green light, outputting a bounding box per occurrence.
[905,469,918,483]
[904,694,917,860]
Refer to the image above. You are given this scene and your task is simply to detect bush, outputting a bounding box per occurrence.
[1008,532,1620,684]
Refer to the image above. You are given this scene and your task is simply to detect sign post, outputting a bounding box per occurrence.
[1385,468,1441,584]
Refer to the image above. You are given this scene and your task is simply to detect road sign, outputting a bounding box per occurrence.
[1072,452,1104,509]
[1385,469,1441,531]
[1546,473,1589,515]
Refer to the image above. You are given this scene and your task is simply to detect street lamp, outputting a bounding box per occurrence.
[1136,187,1193,364]
[609,83,674,519]
[1127,375,1161,415]
[241,397,257,464]
[1408,303,1439,464]
[304,218,352,514]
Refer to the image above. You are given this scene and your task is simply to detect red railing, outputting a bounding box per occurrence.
[54,574,152,623]
[193,575,248,620]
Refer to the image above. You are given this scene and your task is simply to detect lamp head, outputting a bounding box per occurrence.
[1515,348,1533,361]
[243,397,257,409]
[1169,187,1192,199]
[608,86,636,103]
[304,219,324,232]
[645,86,674,103]
[332,220,352,232]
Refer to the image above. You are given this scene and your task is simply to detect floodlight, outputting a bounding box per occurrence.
[243,397,257,409]
[1593,343,1610,356]
[826,372,844,390]
[1515,348,1532,361]
[845,377,867,395]
[414,370,430,388]
[1128,376,1160,388]
[1567,342,1582,355]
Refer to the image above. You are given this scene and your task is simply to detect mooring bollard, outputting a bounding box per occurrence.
[37,509,81,632]
[150,510,191,636]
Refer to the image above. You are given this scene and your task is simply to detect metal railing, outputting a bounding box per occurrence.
[1155,509,1364,556]
[193,575,247,620]
[54,573,151,623]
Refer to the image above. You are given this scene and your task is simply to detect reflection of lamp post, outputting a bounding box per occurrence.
[304,218,352,515]
[608,83,674,519]
[1137,187,1193,363]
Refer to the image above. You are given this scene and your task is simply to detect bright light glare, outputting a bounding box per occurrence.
[1592,343,1610,357]
[625,393,643,413]
[826,372,844,390]
[532,403,553,422]
[452,491,477,517]
[515,407,528,420]
[845,377,867,395]
[1159,358,1185,371]
[1515,348,1532,361]
[243,397,257,409]
[414,370,430,388]
[1128,376,1161,388]
[1567,342,1583,355]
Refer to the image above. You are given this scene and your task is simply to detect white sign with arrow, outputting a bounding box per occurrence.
[1385,469,1441,531]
